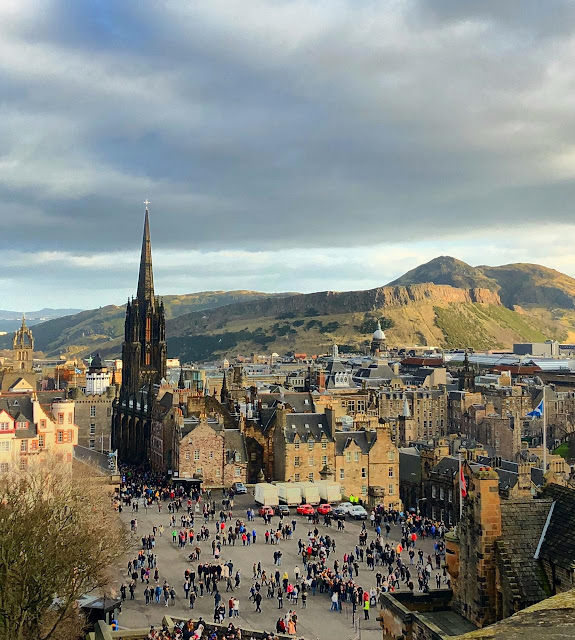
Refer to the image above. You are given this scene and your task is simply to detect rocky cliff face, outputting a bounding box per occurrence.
[167,283,502,335]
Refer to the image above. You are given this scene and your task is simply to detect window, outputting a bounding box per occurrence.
[322,455,327,466]
[196,468,202,475]
[38,435,44,448]
[90,406,96,418]
[354,451,360,462]
[308,472,314,482]
[20,458,27,470]
[294,456,300,467]
[66,453,72,463]
[345,451,351,462]
[40,420,46,429]
[89,439,95,450]
[185,451,190,461]
[388,484,394,495]
[308,457,314,467]
[322,441,327,450]
[294,473,300,482]
[17,421,27,429]
[388,467,394,477]
[234,467,241,477]
[361,467,366,478]
[448,489,453,503]
[432,485,437,498]
[31,441,38,451]
[0,423,9,431]
[68,413,73,424]
[0,441,9,451]
[193,450,200,461]
[215,469,221,477]
[67,430,73,443]
[388,450,395,461]
[308,440,314,450]
[0,463,9,472]
[58,413,64,424]
[294,442,300,450]
[20,440,28,452]
[440,487,445,500]
[361,485,367,495]
[339,468,344,480]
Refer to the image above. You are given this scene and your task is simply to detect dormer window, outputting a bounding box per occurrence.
[17,422,27,429]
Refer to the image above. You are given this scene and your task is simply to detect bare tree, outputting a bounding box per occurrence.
[0,460,128,640]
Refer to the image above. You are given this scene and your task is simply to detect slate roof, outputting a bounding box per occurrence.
[224,429,248,463]
[258,392,315,413]
[334,431,374,456]
[497,498,553,605]
[432,456,460,477]
[538,484,575,571]
[283,413,331,443]
[399,449,421,484]
[0,395,34,422]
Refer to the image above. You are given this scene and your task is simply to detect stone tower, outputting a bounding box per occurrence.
[121,207,167,394]
[13,315,34,372]
[451,466,502,627]
[458,350,476,392]
[370,320,387,356]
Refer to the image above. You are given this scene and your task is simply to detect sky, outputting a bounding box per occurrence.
[3,0,575,310]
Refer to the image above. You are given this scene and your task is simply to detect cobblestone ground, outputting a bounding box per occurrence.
[110,492,445,640]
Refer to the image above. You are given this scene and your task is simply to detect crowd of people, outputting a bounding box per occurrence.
[114,468,450,638]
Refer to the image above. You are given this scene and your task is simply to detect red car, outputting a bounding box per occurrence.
[297,503,315,516]
[259,505,274,517]
[317,503,332,515]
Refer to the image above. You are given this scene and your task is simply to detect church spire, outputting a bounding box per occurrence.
[137,203,155,303]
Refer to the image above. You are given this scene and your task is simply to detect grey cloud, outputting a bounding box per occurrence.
[1,1,575,306]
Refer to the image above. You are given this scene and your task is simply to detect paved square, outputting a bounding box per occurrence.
[110,492,445,640]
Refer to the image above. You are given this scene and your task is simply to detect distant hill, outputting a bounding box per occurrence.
[0,291,294,357]
[8,257,575,362]
[0,308,84,332]
[392,256,575,310]
[389,256,499,291]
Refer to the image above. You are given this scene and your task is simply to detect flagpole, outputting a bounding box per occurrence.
[543,386,547,474]
[459,452,463,520]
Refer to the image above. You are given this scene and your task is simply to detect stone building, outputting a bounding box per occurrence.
[333,423,400,508]
[273,412,334,484]
[1,316,39,392]
[0,392,78,473]
[378,388,448,442]
[178,418,247,488]
[69,385,116,450]
[447,465,575,628]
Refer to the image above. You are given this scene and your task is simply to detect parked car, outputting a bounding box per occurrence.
[332,506,347,520]
[349,504,368,520]
[296,503,315,516]
[276,504,290,516]
[258,505,275,517]
[232,482,247,494]
[317,503,332,515]
[335,502,355,514]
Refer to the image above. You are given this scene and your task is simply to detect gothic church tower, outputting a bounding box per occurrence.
[13,315,34,372]
[121,206,167,394]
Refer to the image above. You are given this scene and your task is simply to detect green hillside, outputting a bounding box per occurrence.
[9,256,575,362]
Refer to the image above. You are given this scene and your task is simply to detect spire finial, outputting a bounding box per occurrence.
[143,199,150,210]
